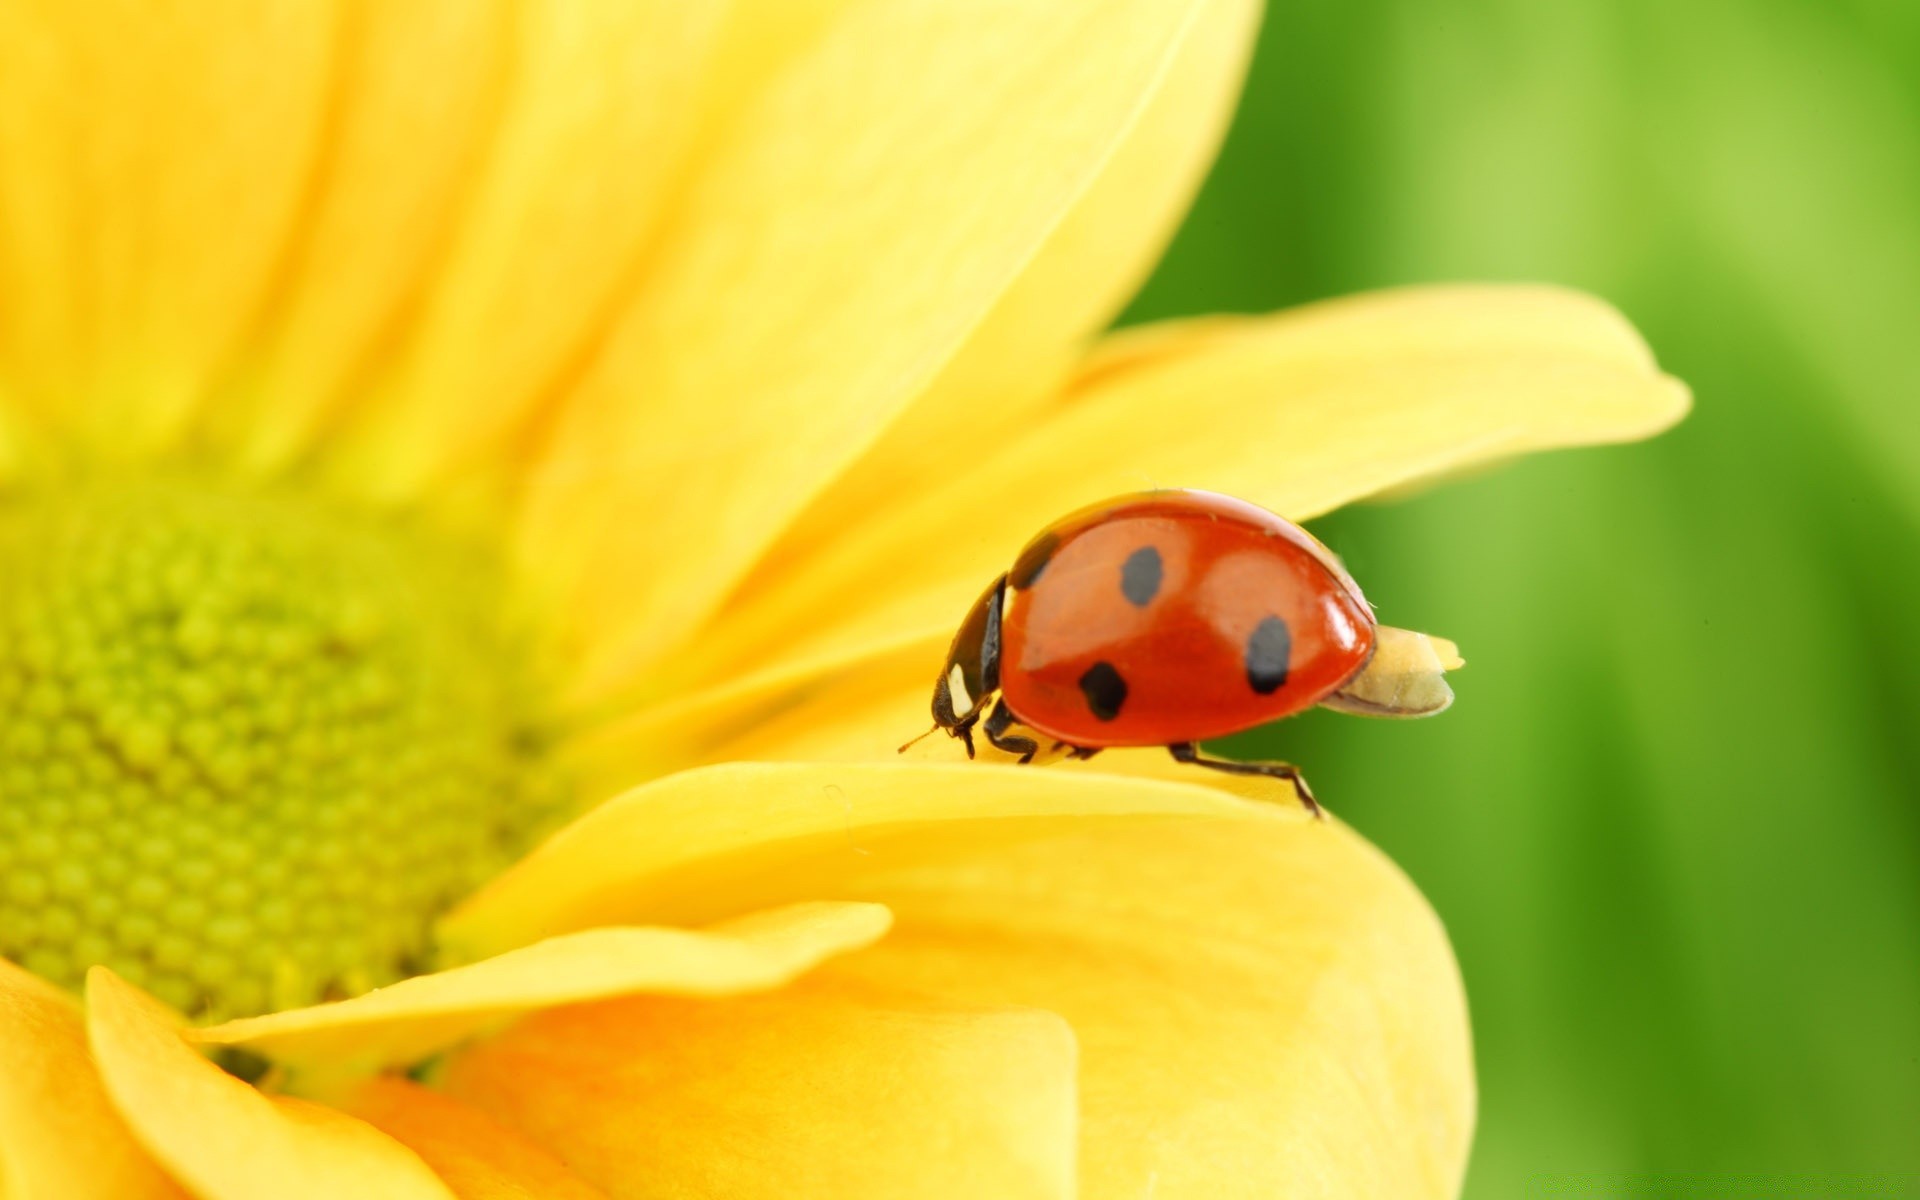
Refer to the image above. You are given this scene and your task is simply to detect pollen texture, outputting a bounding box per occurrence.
[0,480,559,1020]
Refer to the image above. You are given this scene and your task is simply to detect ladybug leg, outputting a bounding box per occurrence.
[982,698,1039,765]
[953,714,978,759]
[1166,743,1322,819]
[1060,744,1102,761]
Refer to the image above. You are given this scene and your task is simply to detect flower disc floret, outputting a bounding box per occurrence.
[0,480,557,1019]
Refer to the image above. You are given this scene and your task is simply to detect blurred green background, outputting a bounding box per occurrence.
[1126,0,1920,1193]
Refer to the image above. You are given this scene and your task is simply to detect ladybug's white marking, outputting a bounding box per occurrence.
[947,663,972,714]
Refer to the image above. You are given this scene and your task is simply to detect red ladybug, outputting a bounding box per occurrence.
[915,489,1459,815]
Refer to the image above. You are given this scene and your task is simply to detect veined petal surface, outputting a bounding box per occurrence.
[86,970,453,1200]
[441,978,1078,1200]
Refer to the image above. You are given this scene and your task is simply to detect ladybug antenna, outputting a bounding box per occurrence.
[897,724,940,754]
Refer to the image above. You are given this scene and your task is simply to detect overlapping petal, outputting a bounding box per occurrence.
[442,761,1280,954]
[0,961,182,1200]
[195,901,888,1073]
[516,0,1216,702]
[752,0,1262,589]
[439,977,1078,1200]
[443,762,1467,1198]
[85,970,452,1200]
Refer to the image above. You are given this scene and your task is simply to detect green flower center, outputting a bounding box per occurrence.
[0,479,560,1020]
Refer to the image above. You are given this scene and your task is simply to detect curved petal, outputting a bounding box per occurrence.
[0,0,335,457]
[325,1,732,500]
[829,818,1474,1199]
[746,0,1261,589]
[0,959,184,1200]
[439,977,1078,1200]
[196,901,889,1073]
[344,1078,610,1200]
[671,284,1690,694]
[441,761,1285,958]
[85,970,454,1200]
[517,0,1212,704]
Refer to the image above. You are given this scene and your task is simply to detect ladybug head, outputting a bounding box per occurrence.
[930,573,1007,737]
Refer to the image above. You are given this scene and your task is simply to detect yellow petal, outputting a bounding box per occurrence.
[442,761,1282,958]
[518,0,1213,704]
[557,629,942,796]
[0,0,335,456]
[195,901,888,1074]
[830,817,1474,1198]
[0,390,32,485]
[215,0,513,473]
[640,635,940,769]
[750,0,1261,588]
[699,1,862,121]
[451,762,1470,1196]
[326,2,732,500]
[85,969,453,1200]
[440,977,1078,1200]
[344,1078,610,1200]
[983,283,1689,517]
[672,283,1691,695]
[0,959,184,1200]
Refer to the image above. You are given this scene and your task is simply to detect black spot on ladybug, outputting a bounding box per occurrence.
[1245,616,1292,694]
[1010,531,1060,590]
[1078,661,1128,721]
[1119,545,1162,607]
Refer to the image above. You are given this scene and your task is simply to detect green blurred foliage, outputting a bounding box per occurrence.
[1127,0,1920,1191]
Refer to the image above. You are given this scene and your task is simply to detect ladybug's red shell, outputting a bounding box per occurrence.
[997,490,1376,747]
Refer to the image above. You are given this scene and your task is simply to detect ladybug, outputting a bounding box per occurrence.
[913,489,1460,816]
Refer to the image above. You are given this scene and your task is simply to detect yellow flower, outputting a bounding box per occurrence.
[0,1,1687,1197]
